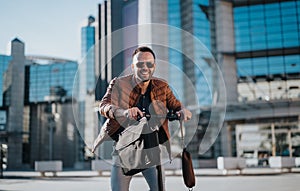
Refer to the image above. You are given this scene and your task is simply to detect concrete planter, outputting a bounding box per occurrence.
[217,157,246,175]
[268,157,295,169]
[34,160,62,176]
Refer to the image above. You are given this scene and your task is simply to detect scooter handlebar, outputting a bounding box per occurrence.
[136,112,180,121]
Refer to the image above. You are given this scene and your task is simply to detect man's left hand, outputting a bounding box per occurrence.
[176,108,192,121]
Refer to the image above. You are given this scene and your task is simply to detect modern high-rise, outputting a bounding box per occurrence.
[1,38,25,169]
[78,16,98,162]
[81,15,96,93]
[95,0,300,165]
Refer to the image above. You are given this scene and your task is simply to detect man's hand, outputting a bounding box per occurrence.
[124,107,144,120]
[176,108,192,121]
[114,107,144,120]
[91,145,96,154]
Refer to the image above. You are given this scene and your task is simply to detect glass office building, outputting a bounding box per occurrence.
[230,0,300,160]
[26,57,79,168]
[28,61,77,103]
[77,16,97,161]
[234,1,300,102]
[80,16,96,93]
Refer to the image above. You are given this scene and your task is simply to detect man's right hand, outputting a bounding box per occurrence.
[124,107,144,120]
[114,107,144,120]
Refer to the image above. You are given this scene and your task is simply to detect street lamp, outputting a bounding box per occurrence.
[47,86,65,160]
[48,103,59,160]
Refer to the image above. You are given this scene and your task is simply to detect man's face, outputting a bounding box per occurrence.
[132,51,156,82]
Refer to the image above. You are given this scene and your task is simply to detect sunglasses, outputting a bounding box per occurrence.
[136,62,155,68]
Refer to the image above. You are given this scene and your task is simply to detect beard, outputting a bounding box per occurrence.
[137,70,153,82]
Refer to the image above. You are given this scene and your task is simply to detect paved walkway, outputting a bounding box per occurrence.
[1,172,299,191]
[2,167,300,178]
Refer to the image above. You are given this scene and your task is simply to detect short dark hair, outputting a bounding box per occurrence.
[132,46,156,59]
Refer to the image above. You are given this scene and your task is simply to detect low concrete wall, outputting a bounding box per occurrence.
[198,159,217,168]
[217,157,246,175]
[217,157,246,170]
[245,158,259,167]
[295,157,300,167]
[34,161,62,176]
[269,157,295,169]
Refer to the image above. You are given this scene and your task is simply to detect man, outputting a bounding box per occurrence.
[94,46,192,191]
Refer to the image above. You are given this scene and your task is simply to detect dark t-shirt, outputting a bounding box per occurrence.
[136,84,151,116]
[136,85,159,148]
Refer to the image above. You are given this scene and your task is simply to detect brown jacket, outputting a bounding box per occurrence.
[96,74,182,146]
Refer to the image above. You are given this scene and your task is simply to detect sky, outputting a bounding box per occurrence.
[0,0,101,61]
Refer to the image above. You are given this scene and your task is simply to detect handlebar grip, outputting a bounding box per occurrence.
[167,113,179,121]
[136,112,180,121]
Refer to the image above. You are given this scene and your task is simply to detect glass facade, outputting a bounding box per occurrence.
[237,55,300,77]
[193,0,211,50]
[81,24,95,92]
[29,61,77,103]
[79,18,96,161]
[168,0,184,100]
[167,0,220,158]
[232,0,300,160]
[234,1,300,102]
[0,55,11,106]
[234,1,300,52]
[194,0,212,106]
[168,0,212,106]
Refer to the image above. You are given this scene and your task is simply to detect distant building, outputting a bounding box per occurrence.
[78,16,98,163]
[25,56,79,169]
[0,38,81,170]
[80,15,96,94]
[2,38,25,169]
[224,0,300,160]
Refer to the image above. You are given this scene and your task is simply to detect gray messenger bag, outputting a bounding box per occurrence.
[115,117,161,176]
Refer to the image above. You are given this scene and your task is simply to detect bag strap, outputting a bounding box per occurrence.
[179,120,185,149]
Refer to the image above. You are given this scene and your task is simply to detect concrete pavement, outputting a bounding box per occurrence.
[1,172,299,191]
[2,167,300,178]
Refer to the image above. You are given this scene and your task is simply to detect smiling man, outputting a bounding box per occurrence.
[132,49,156,82]
[96,46,192,191]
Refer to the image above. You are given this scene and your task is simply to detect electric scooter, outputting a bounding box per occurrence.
[140,111,180,191]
